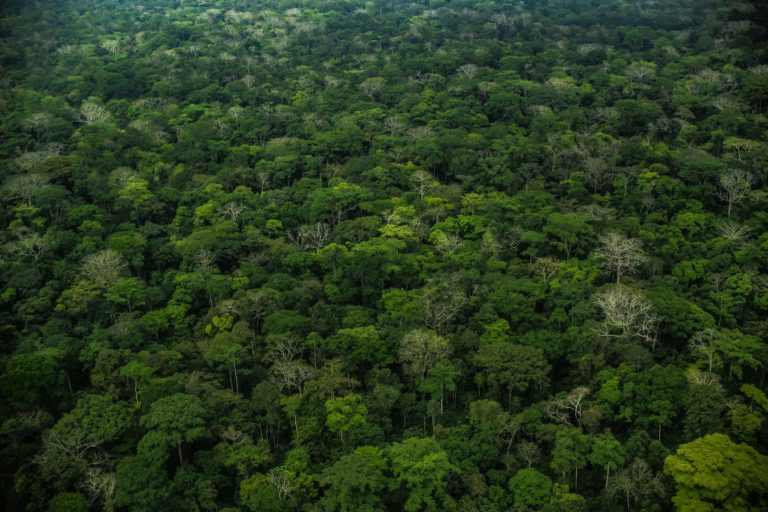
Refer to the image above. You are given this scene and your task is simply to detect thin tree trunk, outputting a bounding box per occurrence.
[233,359,240,394]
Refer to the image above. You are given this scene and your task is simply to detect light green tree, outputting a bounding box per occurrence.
[665,433,768,511]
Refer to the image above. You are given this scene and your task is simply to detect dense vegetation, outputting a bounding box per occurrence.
[1,0,768,510]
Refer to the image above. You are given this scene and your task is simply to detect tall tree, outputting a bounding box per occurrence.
[665,434,768,511]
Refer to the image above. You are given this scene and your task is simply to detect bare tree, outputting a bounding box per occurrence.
[214,119,230,139]
[267,466,295,500]
[101,40,120,54]
[410,169,439,202]
[607,458,664,511]
[15,150,53,171]
[23,112,54,141]
[359,77,384,99]
[257,171,271,195]
[195,248,216,275]
[43,427,102,462]
[545,387,590,427]
[409,125,434,140]
[689,329,719,372]
[421,281,467,334]
[686,367,721,386]
[219,201,247,224]
[4,173,50,206]
[457,63,478,79]
[194,249,217,308]
[228,106,245,126]
[497,415,521,455]
[265,335,314,393]
[717,219,750,246]
[723,137,761,161]
[398,329,451,381]
[383,115,407,137]
[595,232,646,283]
[534,257,561,281]
[77,101,112,125]
[269,360,314,394]
[516,441,541,468]
[82,249,127,288]
[238,288,278,339]
[582,156,613,192]
[109,167,139,189]
[4,230,54,260]
[594,286,659,350]
[81,468,116,506]
[717,169,753,217]
[288,223,331,252]
[433,231,461,255]
[264,334,304,365]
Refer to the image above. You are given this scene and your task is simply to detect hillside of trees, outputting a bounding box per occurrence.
[1,0,768,510]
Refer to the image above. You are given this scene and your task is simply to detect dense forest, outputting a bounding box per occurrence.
[1,0,768,510]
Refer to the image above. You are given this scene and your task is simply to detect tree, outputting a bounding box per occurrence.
[546,387,591,427]
[551,427,589,490]
[589,431,625,488]
[3,229,54,260]
[106,277,147,312]
[82,249,128,289]
[48,492,88,512]
[216,426,271,478]
[544,212,593,259]
[457,63,479,79]
[683,370,726,440]
[689,329,720,372]
[38,394,133,484]
[219,201,246,225]
[1,348,63,406]
[509,468,552,511]
[140,394,207,464]
[421,280,467,334]
[199,331,246,393]
[308,181,371,226]
[594,286,658,350]
[387,437,457,512]
[114,451,169,510]
[608,458,664,511]
[399,329,451,382]
[716,169,753,217]
[595,233,646,283]
[3,173,50,206]
[664,433,768,511]
[360,77,385,99]
[240,472,289,512]
[410,169,439,202]
[419,361,459,414]
[265,334,314,394]
[319,446,387,512]
[77,100,112,125]
[325,394,368,453]
[119,360,154,405]
[324,326,391,374]
[289,223,331,252]
[516,441,541,468]
[474,343,550,410]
